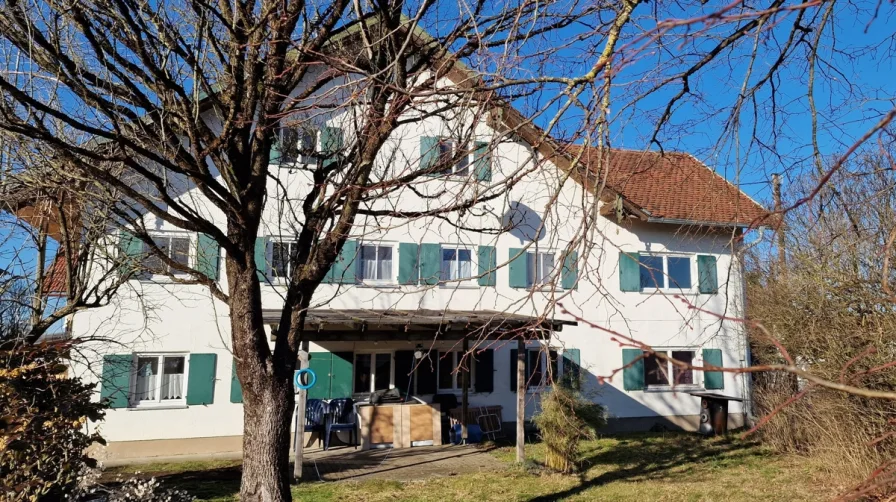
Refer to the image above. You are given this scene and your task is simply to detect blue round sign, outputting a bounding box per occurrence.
[294,368,316,390]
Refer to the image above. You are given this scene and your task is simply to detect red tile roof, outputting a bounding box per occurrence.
[43,254,68,296]
[568,146,771,227]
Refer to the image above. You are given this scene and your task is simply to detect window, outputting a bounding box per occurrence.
[131,354,187,407]
[644,350,696,388]
[271,241,297,279]
[527,251,556,287]
[278,127,318,164]
[524,348,559,389]
[436,139,470,177]
[143,235,190,275]
[358,243,394,283]
[354,353,392,394]
[440,246,473,282]
[639,255,692,290]
[437,351,474,391]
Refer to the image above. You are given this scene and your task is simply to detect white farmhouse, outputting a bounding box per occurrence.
[35,23,770,462]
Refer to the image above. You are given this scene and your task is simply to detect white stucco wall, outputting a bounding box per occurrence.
[68,76,750,444]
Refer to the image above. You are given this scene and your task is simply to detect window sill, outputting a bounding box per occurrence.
[643,386,703,393]
[357,282,400,289]
[638,289,698,296]
[438,282,479,290]
[128,403,189,411]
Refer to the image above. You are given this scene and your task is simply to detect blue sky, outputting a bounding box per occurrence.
[5,2,894,279]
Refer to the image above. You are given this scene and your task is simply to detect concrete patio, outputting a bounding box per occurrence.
[302,444,504,482]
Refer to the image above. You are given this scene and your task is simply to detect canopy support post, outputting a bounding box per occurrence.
[461,336,469,443]
[516,337,525,462]
[293,341,309,482]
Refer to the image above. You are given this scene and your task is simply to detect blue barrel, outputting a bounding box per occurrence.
[449,423,483,444]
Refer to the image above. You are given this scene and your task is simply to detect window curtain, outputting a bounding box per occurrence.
[135,357,157,401]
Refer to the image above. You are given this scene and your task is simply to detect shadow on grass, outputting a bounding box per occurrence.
[526,432,767,502]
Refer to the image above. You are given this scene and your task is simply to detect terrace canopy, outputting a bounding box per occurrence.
[262,308,577,477]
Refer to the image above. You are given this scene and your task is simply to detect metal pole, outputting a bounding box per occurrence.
[516,338,525,463]
[461,337,469,443]
[293,341,309,482]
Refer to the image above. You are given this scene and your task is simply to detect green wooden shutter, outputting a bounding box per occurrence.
[100,354,132,409]
[474,141,492,182]
[398,243,420,285]
[562,348,581,389]
[196,233,220,280]
[619,252,641,292]
[271,128,281,162]
[475,349,494,393]
[230,359,243,403]
[329,351,354,399]
[254,237,268,281]
[118,230,143,277]
[703,348,724,390]
[477,245,497,286]
[622,349,645,391]
[307,352,332,400]
[419,243,441,285]
[330,240,358,284]
[420,136,439,175]
[186,353,217,405]
[321,126,344,168]
[697,255,719,294]
[561,250,578,290]
[394,351,415,397]
[508,248,527,288]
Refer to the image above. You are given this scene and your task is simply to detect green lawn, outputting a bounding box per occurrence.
[106,433,835,501]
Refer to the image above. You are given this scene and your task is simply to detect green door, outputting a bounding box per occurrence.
[330,352,354,399]
[307,352,332,400]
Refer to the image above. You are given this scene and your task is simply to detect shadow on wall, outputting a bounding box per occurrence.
[502,201,546,243]
[578,366,701,433]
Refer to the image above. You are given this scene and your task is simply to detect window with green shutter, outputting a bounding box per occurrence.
[254,237,268,281]
[186,353,217,405]
[702,348,724,390]
[561,251,578,290]
[474,141,492,182]
[196,233,220,280]
[697,255,719,294]
[100,354,133,409]
[398,242,420,285]
[508,248,527,288]
[622,349,645,391]
[320,126,344,168]
[230,359,243,404]
[477,245,496,286]
[419,243,441,285]
[619,252,641,292]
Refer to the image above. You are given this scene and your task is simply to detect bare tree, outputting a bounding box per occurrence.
[0,0,894,499]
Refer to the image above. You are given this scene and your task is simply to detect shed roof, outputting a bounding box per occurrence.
[261,308,576,342]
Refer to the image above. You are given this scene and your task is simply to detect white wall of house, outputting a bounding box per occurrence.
[69,75,750,447]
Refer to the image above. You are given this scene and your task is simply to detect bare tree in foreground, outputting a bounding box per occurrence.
[0,0,895,499]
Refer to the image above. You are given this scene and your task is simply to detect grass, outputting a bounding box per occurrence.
[105,433,835,501]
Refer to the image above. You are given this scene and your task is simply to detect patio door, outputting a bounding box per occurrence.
[306,351,353,400]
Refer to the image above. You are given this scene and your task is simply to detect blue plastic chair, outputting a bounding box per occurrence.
[305,399,327,447]
[324,398,357,450]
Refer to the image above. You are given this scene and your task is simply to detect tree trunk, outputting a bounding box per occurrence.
[240,374,295,501]
[227,253,297,501]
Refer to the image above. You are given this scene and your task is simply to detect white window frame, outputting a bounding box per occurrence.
[128,352,189,408]
[437,351,476,392]
[526,250,557,289]
[524,347,562,392]
[269,239,299,281]
[356,241,398,286]
[436,138,473,178]
[278,126,319,165]
[353,351,394,394]
[643,348,701,390]
[142,232,194,279]
[639,253,696,292]
[439,244,476,286]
